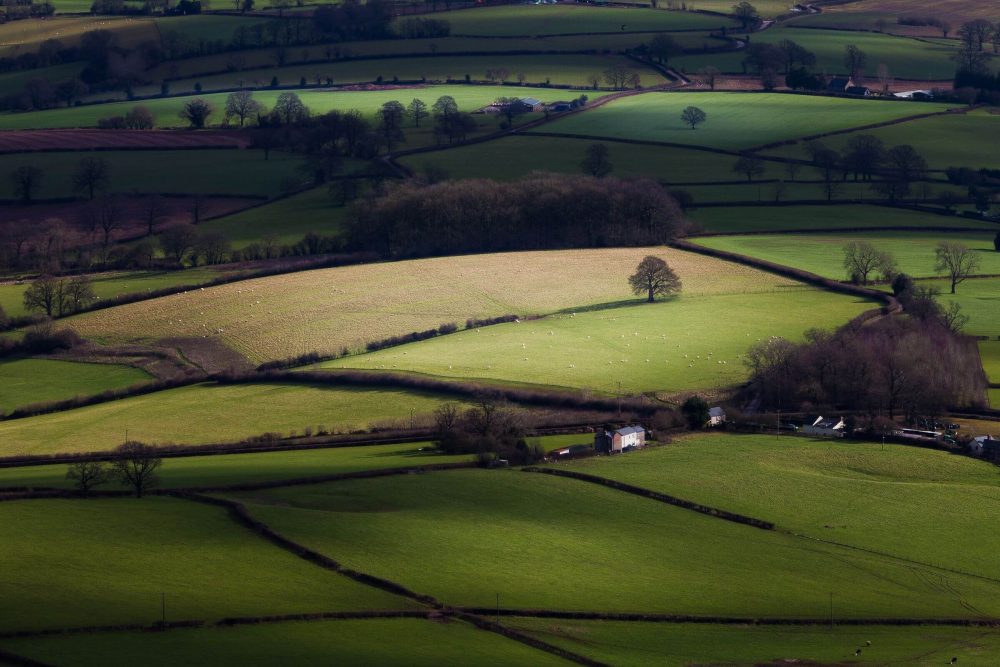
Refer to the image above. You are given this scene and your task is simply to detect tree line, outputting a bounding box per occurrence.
[347,173,688,259]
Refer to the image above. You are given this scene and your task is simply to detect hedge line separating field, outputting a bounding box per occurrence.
[521,467,775,530]
[453,611,609,667]
[175,491,446,607]
[0,648,51,667]
[220,369,658,415]
[670,238,900,317]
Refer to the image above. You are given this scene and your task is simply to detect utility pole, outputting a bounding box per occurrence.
[496,592,500,626]
[161,592,166,627]
[829,591,833,631]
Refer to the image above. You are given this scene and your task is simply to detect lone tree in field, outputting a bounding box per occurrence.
[732,154,766,182]
[843,241,895,285]
[111,441,162,498]
[680,106,706,130]
[66,461,109,494]
[629,255,682,303]
[935,242,980,294]
[581,143,613,178]
[224,90,260,127]
[179,98,214,128]
[72,156,110,200]
[10,164,43,203]
[994,231,1000,252]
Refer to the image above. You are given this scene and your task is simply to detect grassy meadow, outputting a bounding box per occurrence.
[202,187,347,248]
[0,85,601,131]
[0,16,155,57]
[322,288,873,393]
[0,383,461,456]
[0,497,414,633]
[226,469,1000,618]
[557,434,1000,581]
[674,26,969,80]
[916,277,1000,335]
[67,247,809,362]
[534,92,956,150]
[0,268,226,318]
[428,4,737,36]
[0,357,149,413]
[400,134,776,182]
[982,341,1000,381]
[764,109,1000,170]
[689,204,1000,233]
[694,231,1000,279]
[511,620,1000,666]
[156,54,663,95]
[0,150,305,199]
[0,618,567,666]
[0,441,469,490]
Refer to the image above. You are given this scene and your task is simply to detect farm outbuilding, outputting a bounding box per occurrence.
[801,416,846,438]
[594,425,646,454]
[519,97,545,112]
[708,407,726,427]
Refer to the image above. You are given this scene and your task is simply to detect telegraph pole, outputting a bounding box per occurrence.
[496,592,500,626]
[829,592,833,631]
[161,592,166,627]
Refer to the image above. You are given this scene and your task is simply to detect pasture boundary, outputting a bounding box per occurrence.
[458,610,1000,626]
[520,466,775,529]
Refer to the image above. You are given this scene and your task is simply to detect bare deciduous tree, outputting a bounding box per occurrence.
[629,255,682,303]
[111,441,162,498]
[10,164,43,203]
[72,157,110,201]
[66,461,110,494]
[935,241,981,294]
[843,241,895,285]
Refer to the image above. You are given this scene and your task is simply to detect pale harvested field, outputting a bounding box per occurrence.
[829,0,998,25]
[70,248,803,363]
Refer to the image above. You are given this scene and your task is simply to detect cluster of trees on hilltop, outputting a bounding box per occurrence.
[348,173,689,259]
[743,317,988,420]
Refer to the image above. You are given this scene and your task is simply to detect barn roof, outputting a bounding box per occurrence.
[615,425,644,436]
[520,97,542,106]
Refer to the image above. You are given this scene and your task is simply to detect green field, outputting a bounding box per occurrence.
[694,231,1000,279]
[0,150,305,199]
[322,288,873,393]
[534,92,956,150]
[675,26,969,80]
[0,85,600,130]
[426,4,736,36]
[155,54,664,94]
[0,497,413,633]
[690,204,1000,232]
[558,434,1000,581]
[0,16,155,57]
[0,357,149,413]
[982,341,1000,381]
[915,277,1000,335]
[0,62,83,94]
[511,620,1000,666]
[764,109,1000,171]
[991,387,999,408]
[226,469,1000,618]
[0,441,469,490]
[400,134,778,182]
[0,268,226,318]
[0,618,567,667]
[68,247,811,362]
[0,383,460,456]
[154,14,277,45]
[203,187,347,248]
[677,179,967,204]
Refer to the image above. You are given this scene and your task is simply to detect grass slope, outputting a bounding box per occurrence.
[557,434,1000,581]
[0,383,460,456]
[690,204,1000,232]
[981,341,1000,381]
[694,231,1000,279]
[675,26,969,80]
[0,268,226,318]
[427,4,736,36]
[226,470,1000,618]
[0,85,600,130]
[323,289,872,393]
[202,187,346,248]
[152,54,664,93]
[1,618,567,667]
[68,247,808,363]
[0,150,306,199]
[511,620,1000,666]
[533,92,955,150]
[763,109,1000,170]
[0,442,469,490]
[0,497,413,633]
[0,358,149,414]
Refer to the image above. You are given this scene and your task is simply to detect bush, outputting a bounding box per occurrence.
[20,323,82,354]
[681,395,709,430]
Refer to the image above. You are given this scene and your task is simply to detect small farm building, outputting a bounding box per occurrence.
[594,425,646,454]
[708,407,726,427]
[519,97,545,112]
[845,86,872,97]
[970,435,1000,458]
[801,416,846,437]
[826,77,853,93]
